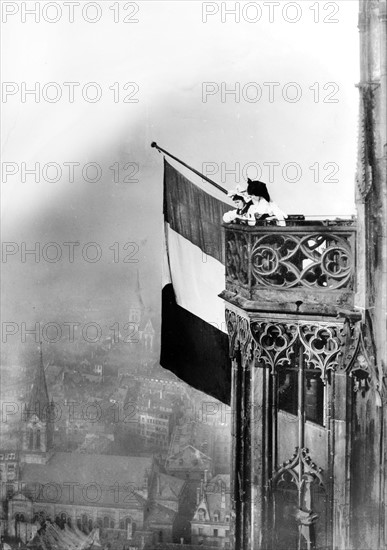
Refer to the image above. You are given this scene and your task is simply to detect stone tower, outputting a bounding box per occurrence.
[129,270,145,326]
[221,2,386,548]
[22,346,54,464]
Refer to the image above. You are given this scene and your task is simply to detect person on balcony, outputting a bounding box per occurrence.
[222,189,253,224]
[245,179,287,226]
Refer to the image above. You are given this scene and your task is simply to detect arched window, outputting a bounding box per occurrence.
[81,514,88,533]
[124,518,132,539]
[103,516,110,528]
[36,430,41,449]
[110,519,115,529]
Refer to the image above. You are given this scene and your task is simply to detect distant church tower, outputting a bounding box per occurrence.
[129,269,145,326]
[22,346,54,464]
[128,270,155,351]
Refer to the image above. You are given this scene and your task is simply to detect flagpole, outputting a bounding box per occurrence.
[151,142,228,194]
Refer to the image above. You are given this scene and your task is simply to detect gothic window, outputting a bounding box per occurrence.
[277,349,325,426]
[81,514,89,533]
[6,483,14,498]
[277,369,298,416]
[304,370,324,425]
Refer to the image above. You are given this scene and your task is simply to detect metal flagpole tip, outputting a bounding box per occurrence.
[151,141,158,148]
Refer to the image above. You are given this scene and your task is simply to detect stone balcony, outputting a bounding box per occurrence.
[220,219,357,317]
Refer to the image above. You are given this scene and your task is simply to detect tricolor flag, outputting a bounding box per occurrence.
[161,159,232,405]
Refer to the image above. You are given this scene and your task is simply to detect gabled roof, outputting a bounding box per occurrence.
[167,445,212,462]
[153,473,186,500]
[22,452,153,508]
[206,474,230,491]
[146,502,177,525]
[192,474,231,524]
[193,497,210,521]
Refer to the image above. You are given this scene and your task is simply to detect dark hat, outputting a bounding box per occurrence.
[247,179,271,202]
[231,193,245,202]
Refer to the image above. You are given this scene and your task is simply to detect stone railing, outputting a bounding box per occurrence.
[222,220,356,313]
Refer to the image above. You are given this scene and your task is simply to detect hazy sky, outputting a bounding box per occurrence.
[1,0,360,361]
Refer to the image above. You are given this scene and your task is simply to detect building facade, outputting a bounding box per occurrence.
[191,474,231,548]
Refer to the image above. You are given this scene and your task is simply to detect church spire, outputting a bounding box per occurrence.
[27,342,50,420]
[129,269,145,324]
[135,268,145,309]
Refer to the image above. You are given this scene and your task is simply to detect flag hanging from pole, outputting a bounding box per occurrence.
[161,159,232,405]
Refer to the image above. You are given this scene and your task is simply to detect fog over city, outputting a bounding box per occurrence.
[2,2,359,363]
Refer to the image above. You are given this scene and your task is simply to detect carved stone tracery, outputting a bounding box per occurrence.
[226,310,379,392]
[250,322,297,374]
[225,228,355,294]
[225,309,254,367]
[339,315,381,398]
[251,233,353,290]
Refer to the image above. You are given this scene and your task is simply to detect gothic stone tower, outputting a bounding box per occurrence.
[220,221,359,550]
[128,270,155,352]
[220,2,386,548]
[21,347,54,464]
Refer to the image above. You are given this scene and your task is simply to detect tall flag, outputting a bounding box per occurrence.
[161,159,232,405]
